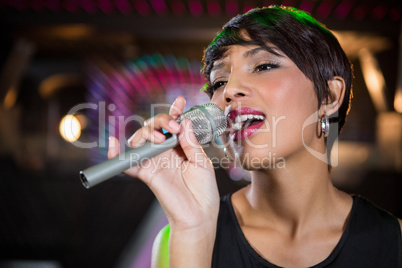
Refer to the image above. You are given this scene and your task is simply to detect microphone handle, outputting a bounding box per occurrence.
[80,133,178,188]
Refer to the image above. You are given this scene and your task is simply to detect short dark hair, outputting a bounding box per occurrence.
[202,6,353,137]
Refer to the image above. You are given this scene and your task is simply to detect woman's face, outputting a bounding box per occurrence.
[210,44,320,170]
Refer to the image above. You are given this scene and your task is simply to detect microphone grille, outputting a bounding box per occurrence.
[178,103,227,144]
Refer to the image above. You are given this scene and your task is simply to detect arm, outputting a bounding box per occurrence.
[152,224,217,268]
[169,224,217,268]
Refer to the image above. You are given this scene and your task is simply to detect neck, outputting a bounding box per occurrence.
[244,151,340,233]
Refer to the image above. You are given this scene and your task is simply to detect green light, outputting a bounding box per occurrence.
[157,224,170,267]
[200,83,208,92]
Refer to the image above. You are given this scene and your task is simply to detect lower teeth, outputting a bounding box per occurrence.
[233,119,263,132]
[242,120,261,130]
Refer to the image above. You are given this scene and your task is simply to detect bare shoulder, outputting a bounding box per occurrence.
[398,218,402,235]
[151,224,170,268]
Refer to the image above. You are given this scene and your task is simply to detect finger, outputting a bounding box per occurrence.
[128,114,181,148]
[169,96,186,120]
[108,136,120,159]
[178,119,209,167]
[143,118,151,126]
[128,128,166,148]
[142,114,181,134]
[108,136,141,180]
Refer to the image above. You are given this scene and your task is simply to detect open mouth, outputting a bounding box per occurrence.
[232,114,265,132]
[227,108,266,141]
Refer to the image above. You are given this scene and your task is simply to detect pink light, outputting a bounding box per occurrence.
[281,0,295,8]
[134,0,151,16]
[352,4,368,20]
[189,0,203,16]
[334,0,354,19]
[171,0,185,16]
[116,0,132,14]
[388,8,401,22]
[151,0,167,15]
[242,1,255,13]
[64,0,78,12]
[31,0,44,12]
[225,0,238,15]
[81,0,96,13]
[371,4,387,21]
[123,68,149,98]
[98,0,114,14]
[299,1,313,13]
[316,1,333,19]
[8,0,25,11]
[108,73,133,116]
[130,62,155,96]
[207,0,220,16]
[46,0,60,12]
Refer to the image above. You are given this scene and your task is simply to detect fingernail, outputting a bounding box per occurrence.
[169,120,181,132]
[169,98,178,114]
[127,135,134,144]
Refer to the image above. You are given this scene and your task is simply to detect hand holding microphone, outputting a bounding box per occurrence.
[79,97,226,188]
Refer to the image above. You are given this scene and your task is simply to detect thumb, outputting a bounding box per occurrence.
[179,119,210,167]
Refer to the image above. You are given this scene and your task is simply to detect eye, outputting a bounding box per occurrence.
[254,63,279,73]
[211,80,227,92]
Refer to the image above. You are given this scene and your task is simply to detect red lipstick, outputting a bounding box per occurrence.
[227,107,265,141]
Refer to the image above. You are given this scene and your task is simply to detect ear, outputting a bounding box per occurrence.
[321,76,345,116]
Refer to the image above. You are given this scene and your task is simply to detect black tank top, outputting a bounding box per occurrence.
[212,194,402,267]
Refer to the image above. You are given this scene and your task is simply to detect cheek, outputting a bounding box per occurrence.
[261,73,316,117]
[210,90,225,111]
[259,71,318,150]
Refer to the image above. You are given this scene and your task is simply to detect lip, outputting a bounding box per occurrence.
[227,107,265,121]
[226,107,266,141]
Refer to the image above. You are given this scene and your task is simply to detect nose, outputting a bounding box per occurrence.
[224,74,250,104]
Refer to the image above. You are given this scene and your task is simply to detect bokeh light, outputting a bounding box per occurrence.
[59,114,82,142]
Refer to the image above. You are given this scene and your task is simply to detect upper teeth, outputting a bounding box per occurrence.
[232,114,265,131]
[234,114,265,123]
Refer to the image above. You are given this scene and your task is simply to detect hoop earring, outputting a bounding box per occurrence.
[320,113,329,138]
[224,147,234,162]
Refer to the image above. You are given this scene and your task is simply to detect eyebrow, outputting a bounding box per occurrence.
[210,46,284,73]
[211,61,226,73]
[243,46,283,58]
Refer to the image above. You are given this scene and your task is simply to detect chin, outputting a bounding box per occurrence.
[234,150,287,171]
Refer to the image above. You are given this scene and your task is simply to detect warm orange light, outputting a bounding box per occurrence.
[39,74,81,99]
[395,89,402,113]
[359,48,388,113]
[3,88,17,110]
[59,115,81,142]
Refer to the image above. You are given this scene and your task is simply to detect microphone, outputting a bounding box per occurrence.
[79,103,227,189]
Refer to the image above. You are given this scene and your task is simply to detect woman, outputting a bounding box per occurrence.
[108,6,402,267]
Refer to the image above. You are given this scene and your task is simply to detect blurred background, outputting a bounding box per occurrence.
[0,0,401,267]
